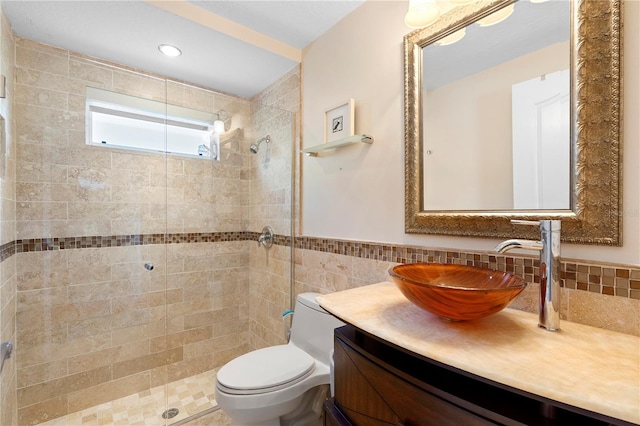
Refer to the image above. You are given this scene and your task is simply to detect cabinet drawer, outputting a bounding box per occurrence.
[324,398,353,426]
[334,335,495,426]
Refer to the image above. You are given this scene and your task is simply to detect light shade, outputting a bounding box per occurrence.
[158,44,182,57]
[212,120,225,134]
[435,28,466,46]
[405,0,440,28]
[477,4,514,27]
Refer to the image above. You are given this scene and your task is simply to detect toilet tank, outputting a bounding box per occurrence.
[289,293,344,366]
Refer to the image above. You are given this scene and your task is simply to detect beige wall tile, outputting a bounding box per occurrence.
[566,289,640,335]
[68,58,114,88]
[66,372,151,413]
[17,395,68,426]
[16,219,111,239]
[17,37,68,57]
[67,340,150,375]
[111,320,165,346]
[16,44,69,75]
[112,347,183,380]
[111,70,166,102]
[110,308,152,330]
[0,257,16,289]
[17,299,111,332]
[17,181,111,203]
[165,353,215,383]
[16,201,67,221]
[183,307,240,330]
[111,290,167,314]
[17,358,69,390]
[17,332,112,369]
[16,286,67,311]
[150,326,213,353]
[15,104,82,131]
[15,67,73,93]
[183,85,215,112]
[17,366,110,408]
[15,84,69,110]
[16,162,68,184]
[16,323,66,348]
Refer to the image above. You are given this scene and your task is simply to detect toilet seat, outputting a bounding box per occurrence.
[216,345,315,395]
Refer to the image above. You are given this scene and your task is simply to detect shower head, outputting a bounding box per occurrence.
[249,135,270,154]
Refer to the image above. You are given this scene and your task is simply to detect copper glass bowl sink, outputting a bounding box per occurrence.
[388,263,527,321]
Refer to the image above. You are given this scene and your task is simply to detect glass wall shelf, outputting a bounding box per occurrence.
[301,134,373,157]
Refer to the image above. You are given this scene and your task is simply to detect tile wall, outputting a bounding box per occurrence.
[0,5,16,426]
[247,66,300,349]
[12,38,257,425]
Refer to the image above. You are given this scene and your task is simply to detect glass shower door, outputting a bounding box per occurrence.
[13,53,171,425]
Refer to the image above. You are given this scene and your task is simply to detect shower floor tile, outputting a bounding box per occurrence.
[40,370,222,426]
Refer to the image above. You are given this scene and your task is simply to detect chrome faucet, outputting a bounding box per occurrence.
[495,220,561,331]
[257,225,274,248]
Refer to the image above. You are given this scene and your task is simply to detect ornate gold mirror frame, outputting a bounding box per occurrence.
[404,0,622,245]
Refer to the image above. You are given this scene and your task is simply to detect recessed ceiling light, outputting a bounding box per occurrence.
[158,44,182,57]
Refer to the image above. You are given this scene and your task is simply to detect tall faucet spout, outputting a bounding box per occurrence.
[495,220,561,331]
[494,239,543,254]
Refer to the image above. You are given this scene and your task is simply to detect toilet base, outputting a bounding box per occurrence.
[224,385,329,426]
[280,385,327,426]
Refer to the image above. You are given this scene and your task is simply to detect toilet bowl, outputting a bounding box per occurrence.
[215,293,344,425]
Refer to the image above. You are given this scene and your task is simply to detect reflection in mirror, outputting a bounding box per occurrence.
[404,0,622,245]
[422,0,571,211]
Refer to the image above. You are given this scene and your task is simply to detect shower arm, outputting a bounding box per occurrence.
[250,135,271,153]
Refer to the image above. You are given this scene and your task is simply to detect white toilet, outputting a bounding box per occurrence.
[215,293,344,425]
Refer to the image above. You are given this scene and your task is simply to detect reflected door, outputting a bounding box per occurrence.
[512,69,570,210]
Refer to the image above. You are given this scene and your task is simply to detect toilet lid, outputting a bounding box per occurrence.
[217,345,315,394]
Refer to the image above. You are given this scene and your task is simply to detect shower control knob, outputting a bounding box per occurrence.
[144,263,154,271]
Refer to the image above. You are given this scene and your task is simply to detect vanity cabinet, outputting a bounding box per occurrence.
[326,325,632,426]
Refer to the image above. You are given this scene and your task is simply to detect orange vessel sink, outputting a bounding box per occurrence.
[388,263,527,321]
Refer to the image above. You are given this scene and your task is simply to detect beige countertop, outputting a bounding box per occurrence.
[317,282,640,425]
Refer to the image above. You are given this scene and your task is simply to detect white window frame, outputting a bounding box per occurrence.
[86,87,219,159]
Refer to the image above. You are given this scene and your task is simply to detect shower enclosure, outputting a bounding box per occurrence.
[11,39,295,425]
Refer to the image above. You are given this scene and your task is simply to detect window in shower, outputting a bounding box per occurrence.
[86,87,220,158]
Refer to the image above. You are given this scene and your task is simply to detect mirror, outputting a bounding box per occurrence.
[404,0,622,245]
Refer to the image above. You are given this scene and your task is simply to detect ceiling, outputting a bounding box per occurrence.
[423,0,570,90]
[3,0,365,99]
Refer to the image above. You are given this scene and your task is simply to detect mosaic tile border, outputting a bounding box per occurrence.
[3,233,638,300]
[14,232,253,253]
[293,236,640,301]
[0,240,16,262]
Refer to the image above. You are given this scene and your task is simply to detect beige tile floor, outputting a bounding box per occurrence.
[40,370,230,426]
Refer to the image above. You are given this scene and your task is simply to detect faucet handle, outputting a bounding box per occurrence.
[511,219,561,232]
[511,220,540,227]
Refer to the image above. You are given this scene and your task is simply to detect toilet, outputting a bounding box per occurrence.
[215,293,344,425]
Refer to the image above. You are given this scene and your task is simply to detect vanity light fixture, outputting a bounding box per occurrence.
[405,0,440,28]
[434,28,466,46]
[158,44,182,57]
[476,3,515,26]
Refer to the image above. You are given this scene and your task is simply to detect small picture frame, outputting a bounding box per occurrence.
[324,99,354,144]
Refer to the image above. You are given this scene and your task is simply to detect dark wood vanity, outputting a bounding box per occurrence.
[324,325,635,426]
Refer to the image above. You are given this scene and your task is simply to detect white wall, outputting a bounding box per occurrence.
[302,0,640,266]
